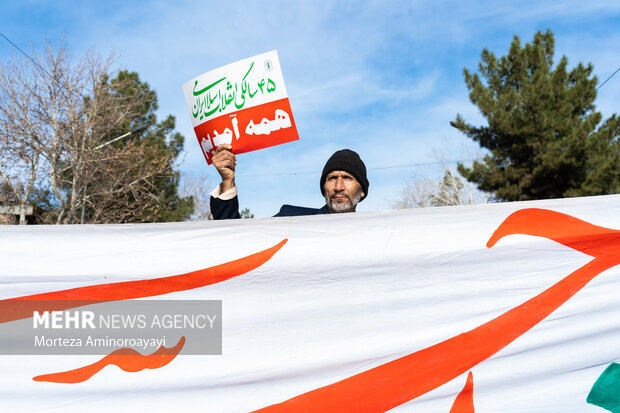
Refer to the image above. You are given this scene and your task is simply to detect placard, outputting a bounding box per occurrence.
[183,50,299,164]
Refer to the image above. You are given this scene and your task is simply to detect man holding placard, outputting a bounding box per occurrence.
[209,145,369,219]
[183,51,369,219]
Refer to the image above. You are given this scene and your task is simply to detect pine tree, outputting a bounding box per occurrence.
[86,70,194,223]
[451,30,619,201]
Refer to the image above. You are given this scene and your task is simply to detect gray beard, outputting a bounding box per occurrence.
[326,190,362,213]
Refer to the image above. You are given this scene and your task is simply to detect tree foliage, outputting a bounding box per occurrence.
[429,170,466,207]
[452,30,620,201]
[240,208,254,219]
[179,173,213,221]
[0,42,192,223]
[179,174,254,220]
[82,70,193,223]
[395,168,491,209]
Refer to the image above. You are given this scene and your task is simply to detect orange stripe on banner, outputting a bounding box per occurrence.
[253,209,620,412]
[450,372,475,413]
[487,208,620,258]
[33,336,186,383]
[0,239,287,324]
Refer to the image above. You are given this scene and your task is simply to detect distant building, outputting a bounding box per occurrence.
[0,205,34,225]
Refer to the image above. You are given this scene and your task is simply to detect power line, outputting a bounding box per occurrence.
[238,159,481,178]
[597,66,620,91]
[370,159,477,171]
[0,32,53,79]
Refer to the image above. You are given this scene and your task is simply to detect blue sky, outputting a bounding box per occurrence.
[1,0,619,217]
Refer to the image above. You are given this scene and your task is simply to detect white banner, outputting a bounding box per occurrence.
[1,195,619,412]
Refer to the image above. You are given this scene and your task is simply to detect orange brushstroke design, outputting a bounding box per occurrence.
[450,372,475,413]
[0,239,287,324]
[253,209,620,412]
[33,336,186,384]
[2,241,285,384]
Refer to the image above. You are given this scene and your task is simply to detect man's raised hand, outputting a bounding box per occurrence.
[213,144,237,192]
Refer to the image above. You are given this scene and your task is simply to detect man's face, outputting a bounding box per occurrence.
[324,170,364,213]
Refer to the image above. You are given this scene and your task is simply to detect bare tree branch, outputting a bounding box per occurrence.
[1,41,190,224]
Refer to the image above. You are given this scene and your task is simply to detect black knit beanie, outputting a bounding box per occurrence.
[320,149,369,201]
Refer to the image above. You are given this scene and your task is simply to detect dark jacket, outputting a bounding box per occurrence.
[210,195,329,220]
[274,204,329,217]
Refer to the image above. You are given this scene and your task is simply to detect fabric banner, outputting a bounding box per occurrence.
[1,195,620,412]
[182,50,299,164]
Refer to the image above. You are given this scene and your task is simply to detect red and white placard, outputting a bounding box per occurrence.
[183,51,299,164]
